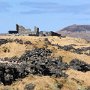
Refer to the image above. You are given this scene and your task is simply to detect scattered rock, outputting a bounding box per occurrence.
[2,47,10,53]
[70,59,90,72]
[24,41,32,45]
[0,38,24,45]
[24,83,35,90]
[0,39,8,46]
[14,39,23,44]
[51,44,90,56]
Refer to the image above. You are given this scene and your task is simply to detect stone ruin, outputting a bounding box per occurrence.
[8,24,39,36]
[8,24,61,36]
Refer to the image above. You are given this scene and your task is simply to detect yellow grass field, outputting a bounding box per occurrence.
[0,36,90,90]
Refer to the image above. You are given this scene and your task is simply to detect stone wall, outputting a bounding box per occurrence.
[16,24,40,36]
[34,26,39,36]
[17,25,32,34]
[9,24,39,36]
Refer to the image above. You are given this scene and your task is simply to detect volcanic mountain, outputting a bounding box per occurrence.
[58,24,90,41]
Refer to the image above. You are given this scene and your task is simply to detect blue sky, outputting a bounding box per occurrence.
[0,0,90,33]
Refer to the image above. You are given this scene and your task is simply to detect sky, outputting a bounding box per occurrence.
[0,0,90,33]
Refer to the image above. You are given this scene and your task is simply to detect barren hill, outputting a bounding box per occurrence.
[0,36,90,90]
[58,24,90,41]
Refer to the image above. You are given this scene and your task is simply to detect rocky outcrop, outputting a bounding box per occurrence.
[0,48,89,85]
[70,59,90,72]
[0,48,69,85]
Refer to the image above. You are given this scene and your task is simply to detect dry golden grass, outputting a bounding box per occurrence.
[0,42,26,58]
[0,75,85,90]
[0,36,90,62]
[66,69,90,86]
[0,76,64,90]
[0,35,90,90]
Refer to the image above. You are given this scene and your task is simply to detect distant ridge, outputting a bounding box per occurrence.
[58,24,90,41]
[61,24,90,32]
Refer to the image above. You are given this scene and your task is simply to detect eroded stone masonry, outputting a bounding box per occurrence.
[8,24,61,36]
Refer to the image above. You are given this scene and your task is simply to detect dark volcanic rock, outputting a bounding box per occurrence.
[0,39,8,46]
[24,41,32,45]
[0,38,24,46]
[14,39,23,44]
[61,45,74,51]
[1,48,89,85]
[51,44,90,56]
[70,59,90,72]
[0,48,69,85]
[19,48,52,61]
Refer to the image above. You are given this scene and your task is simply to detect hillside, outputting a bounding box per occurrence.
[0,36,90,90]
[58,24,90,41]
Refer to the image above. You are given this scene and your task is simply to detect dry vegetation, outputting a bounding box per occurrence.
[0,35,90,90]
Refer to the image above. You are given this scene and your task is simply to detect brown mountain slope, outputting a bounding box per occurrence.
[58,24,90,41]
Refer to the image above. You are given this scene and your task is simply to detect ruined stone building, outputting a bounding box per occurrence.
[8,24,39,36]
[8,24,61,36]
